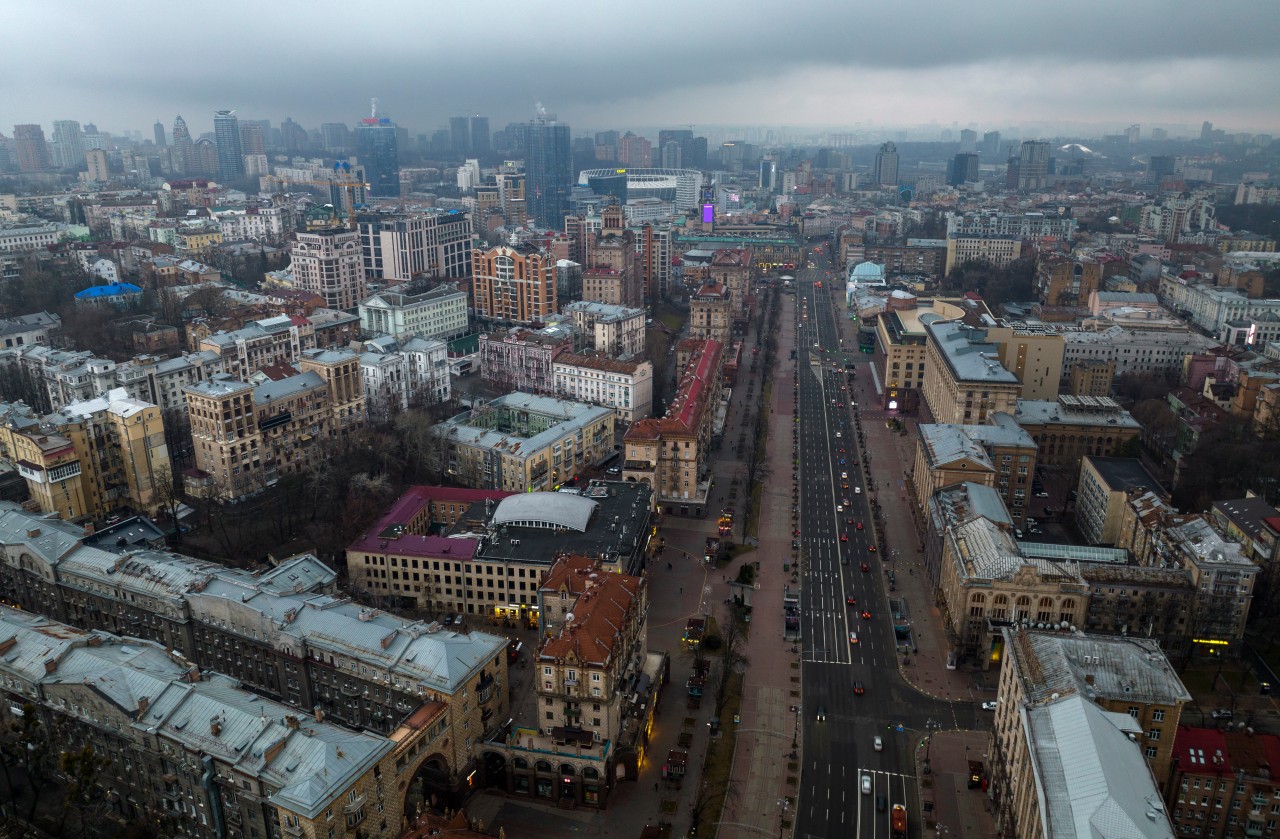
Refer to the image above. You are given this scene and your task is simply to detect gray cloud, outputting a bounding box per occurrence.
[3,0,1278,136]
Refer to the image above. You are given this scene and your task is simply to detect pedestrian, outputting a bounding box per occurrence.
[680,586,683,593]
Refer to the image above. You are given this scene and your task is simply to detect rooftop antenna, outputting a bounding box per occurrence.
[370,97,379,120]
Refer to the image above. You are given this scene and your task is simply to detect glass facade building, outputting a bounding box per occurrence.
[356,118,401,197]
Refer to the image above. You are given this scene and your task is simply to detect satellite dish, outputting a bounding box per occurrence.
[565,613,575,622]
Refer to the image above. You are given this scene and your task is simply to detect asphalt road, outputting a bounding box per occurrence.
[791,245,971,839]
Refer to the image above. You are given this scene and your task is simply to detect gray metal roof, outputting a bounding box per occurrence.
[1014,398,1141,429]
[491,492,598,532]
[254,371,325,404]
[1026,694,1174,838]
[920,424,993,470]
[925,320,1020,384]
[1016,631,1191,706]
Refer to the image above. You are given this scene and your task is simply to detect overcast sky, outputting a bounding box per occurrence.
[4,0,1279,139]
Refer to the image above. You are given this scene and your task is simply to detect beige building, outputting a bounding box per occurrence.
[1075,456,1164,545]
[913,414,1037,524]
[0,389,170,521]
[922,320,1022,424]
[554,353,654,423]
[944,233,1022,274]
[185,349,364,499]
[689,280,732,344]
[1066,358,1115,397]
[990,628,1184,839]
[985,325,1064,401]
[928,482,1087,666]
[1011,396,1142,482]
[872,296,988,412]
[563,301,645,358]
[432,393,615,492]
[471,243,557,324]
[1036,252,1105,308]
[291,227,368,311]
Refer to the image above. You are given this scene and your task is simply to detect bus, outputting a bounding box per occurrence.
[890,804,907,838]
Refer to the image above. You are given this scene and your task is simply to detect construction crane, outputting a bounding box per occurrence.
[264,159,369,229]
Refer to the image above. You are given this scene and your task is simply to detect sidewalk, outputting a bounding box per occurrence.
[913,730,997,837]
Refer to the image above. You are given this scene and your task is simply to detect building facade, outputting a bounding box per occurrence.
[553,354,654,423]
[471,244,557,324]
[291,228,368,311]
[921,321,1023,425]
[359,284,469,341]
[563,301,645,358]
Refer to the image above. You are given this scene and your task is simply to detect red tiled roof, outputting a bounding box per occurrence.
[1172,725,1280,779]
[538,555,642,667]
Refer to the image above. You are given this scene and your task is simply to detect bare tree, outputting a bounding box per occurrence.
[152,464,185,545]
[712,605,750,719]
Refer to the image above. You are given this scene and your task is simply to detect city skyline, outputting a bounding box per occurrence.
[3,1,1279,136]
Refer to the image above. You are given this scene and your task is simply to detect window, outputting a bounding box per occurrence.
[1153,709,1166,722]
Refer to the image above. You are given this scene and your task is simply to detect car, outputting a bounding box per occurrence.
[862,610,872,620]
[856,521,864,530]
[791,540,799,549]
[1014,528,1024,538]
[854,487,862,494]
[836,504,844,512]
[868,545,877,552]
[841,471,848,479]
[816,705,826,721]
[1212,709,1234,720]
[853,680,865,695]
[841,482,849,490]
[846,596,857,606]
[835,431,842,438]
[861,563,870,572]
[861,774,872,795]
[981,701,998,711]
[849,632,859,645]
[876,794,887,812]
[838,458,846,465]
[1034,491,1050,498]
[840,533,849,542]
[873,735,883,752]
[442,614,455,626]
[846,517,855,525]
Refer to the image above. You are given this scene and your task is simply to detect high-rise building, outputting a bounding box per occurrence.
[470,115,490,155]
[291,228,368,310]
[959,128,978,153]
[50,120,84,169]
[759,159,777,191]
[171,114,193,174]
[873,141,899,186]
[525,111,572,228]
[471,243,557,323]
[152,120,166,147]
[1200,120,1213,142]
[982,130,1001,157]
[660,140,682,169]
[355,116,400,197]
[85,149,109,182]
[949,152,980,186]
[1016,140,1051,191]
[279,117,307,151]
[213,109,243,182]
[320,122,350,152]
[12,124,50,173]
[616,132,652,167]
[450,116,470,154]
[238,121,265,156]
[357,209,475,283]
[1125,124,1141,144]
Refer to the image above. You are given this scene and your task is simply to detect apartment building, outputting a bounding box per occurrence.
[1076,456,1165,545]
[689,281,732,345]
[944,233,1022,274]
[359,336,451,420]
[432,393,615,492]
[921,320,1023,424]
[563,301,645,358]
[1011,396,1142,481]
[0,310,59,348]
[291,227,367,311]
[553,354,654,423]
[872,295,990,412]
[357,209,475,283]
[479,327,574,394]
[984,324,1065,401]
[913,414,1037,524]
[623,339,724,516]
[197,314,304,379]
[1066,358,1116,397]
[213,203,293,243]
[1063,324,1218,379]
[0,511,509,804]
[0,605,426,839]
[1036,253,1106,308]
[471,243,557,324]
[581,206,642,309]
[990,628,1183,839]
[358,283,469,341]
[1166,726,1280,839]
[184,349,364,500]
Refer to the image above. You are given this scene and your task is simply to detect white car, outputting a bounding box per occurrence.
[841,471,848,479]
[854,487,862,494]
[873,735,883,752]
[835,432,842,438]
[836,504,844,512]
[861,774,872,794]
[981,701,998,711]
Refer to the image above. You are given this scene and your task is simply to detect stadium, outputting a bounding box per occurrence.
[578,168,704,211]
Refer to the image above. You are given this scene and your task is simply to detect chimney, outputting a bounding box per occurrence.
[313,706,325,723]
[1085,674,1095,685]
[136,696,150,720]
[211,719,222,737]
[285,715,300,731]
[43,658,57,674]
[26,528,41,539]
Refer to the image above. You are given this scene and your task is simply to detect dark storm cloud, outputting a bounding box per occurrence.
[3,0,1278,133]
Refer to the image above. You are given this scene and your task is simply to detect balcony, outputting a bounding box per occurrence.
[343,791,367,814]
[281,820,304,837]
[340,682,362,697]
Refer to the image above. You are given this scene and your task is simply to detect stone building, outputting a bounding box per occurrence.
[921,320,1022,425]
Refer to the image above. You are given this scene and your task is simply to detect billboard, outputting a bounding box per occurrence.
[701,203,715,224]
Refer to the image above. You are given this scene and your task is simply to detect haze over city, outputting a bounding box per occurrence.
[5,0,1280,135]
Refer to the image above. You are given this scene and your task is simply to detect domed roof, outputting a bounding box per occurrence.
[851,261,885,279]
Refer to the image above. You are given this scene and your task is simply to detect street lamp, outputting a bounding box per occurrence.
[923,718,942,775]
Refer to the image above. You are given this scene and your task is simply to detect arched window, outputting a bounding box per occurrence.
[514,758,529,769]
[536,760,552,773]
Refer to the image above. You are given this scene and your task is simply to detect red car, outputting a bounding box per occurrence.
[860,562,870,572]
[853,681,865,695]
[840,533,849,542]
[861,610,871,620]
[868,545,877,552]
[855,522,864,531]
[846,596,857,606]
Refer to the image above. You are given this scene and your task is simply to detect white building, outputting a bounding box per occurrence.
[290,228,367,311]
[553,354,653,423]
[0,224,63,254]
[1159,275,1280,335]
[0,312,59,350]
[358,336,451,420]
[89,257,119,283]
[359,284,469,341]
[357,209,475,283]
[214,205,292,244]
[1062,325,1219,377]
[563,301,646,358]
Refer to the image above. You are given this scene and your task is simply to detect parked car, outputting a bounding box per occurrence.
[981,701,998,711]
[1212,709,1234,720]
[861,774,872,795]
[873,735,883,751]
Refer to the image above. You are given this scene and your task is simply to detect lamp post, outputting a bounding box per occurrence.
[923,718,942,775]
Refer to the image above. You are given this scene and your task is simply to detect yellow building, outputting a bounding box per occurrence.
[0,388,170,521]
[921,320,1022,424]
[471,243,557,324]
[873,296,983,412]
[984,325,1064,401]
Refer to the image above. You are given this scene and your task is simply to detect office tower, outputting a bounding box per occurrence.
[959,129,977,153]
[171,114,193,174]
[873,141,899,186]
[616,133,652,167]
[276,117,306,151]
[321,122,350,152]
[356,116,400,197]
[292,228,368,310]
[1125,124,1140,144]
[1200,121,1213,142]
[1016,139,1051,191]
[470,115,490,155]
[525,110,572,228]
[213,109,243,182]
[51,120,84,169]
[1148,155,1178,183]
[661,140,682,169]
[982,130,1001,157]
[759,159,777,190]
[85,149,109,182]
[153,120,166,147]
[1150,128,1168,142]
[13,124,50,172]
[949,152,980,186]
[239,121,265,156]
[450,116,470,154]
[595,130,620,147]
[193,138,218,176]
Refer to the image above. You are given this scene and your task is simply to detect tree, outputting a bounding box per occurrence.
[56,744,108,838]
[6,704,49,824]
[152,464,185,545]
[711,605,750,719]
